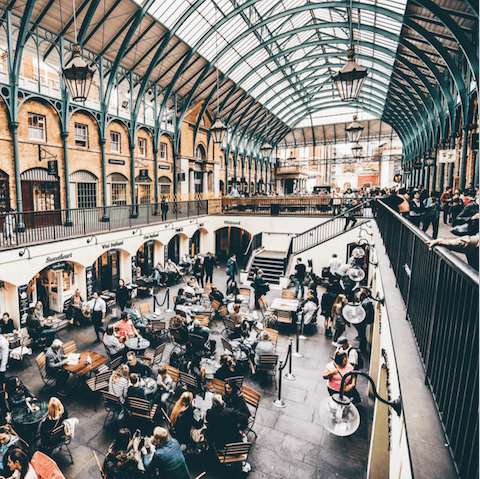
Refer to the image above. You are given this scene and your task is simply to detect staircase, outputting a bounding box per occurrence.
[247,251,286,284]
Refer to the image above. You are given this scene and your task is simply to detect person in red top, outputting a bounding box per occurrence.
[113,312,138,341]
[322,350,360,404]
[440,187,452,225]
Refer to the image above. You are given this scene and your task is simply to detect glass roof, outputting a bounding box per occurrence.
[145,0,409,127]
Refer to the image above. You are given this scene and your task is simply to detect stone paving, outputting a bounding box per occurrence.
[11,267,372,479]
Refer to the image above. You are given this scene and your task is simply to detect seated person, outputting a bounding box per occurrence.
[4,448,37,479]
[156,365,174,406]
[253,331,275,366]
[170,392,204,447]
[39,397,69,450]
[103,326,127,359]
[68,289,83,325]
[151,268,161,286]
[113,312,139,341]
[170,316,190,344]
[103,428,140,479]
[223,379,250,430]
[186,353,206,393]
[45,340,70,395]
[127,373,146,400]
[189,319,216,355]
[0,314,14,335]
[204,394,246,448]
[229,304,248,338]
[214,355,237,381]
[133,427,190,479]
[165,259,182,284]
[226,281,240,299]
[123,302,148,337]
[126,351,152,378]
[209,286,224,304]
[108,365,130,404]
[183,281,196,299]
[0,391,10,427]
[174,298,193,324]
[0,427,27,476]
[299,290,318,326]
[227,299,241,315]
[26,308,56,347]
[5,377,34,410]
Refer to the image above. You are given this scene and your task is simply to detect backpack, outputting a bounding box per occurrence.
[347,346,364,370]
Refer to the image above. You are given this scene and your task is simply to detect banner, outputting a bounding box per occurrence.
[439,149,456,163]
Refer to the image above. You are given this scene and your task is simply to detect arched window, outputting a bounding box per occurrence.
[70,170,98,208]
[20,168,60,212]
[196,144,206,161]
[158,176,171,196]
[135,173,152,204]
[107,173,128,206]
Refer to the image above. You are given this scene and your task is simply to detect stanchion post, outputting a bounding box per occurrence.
[299,314,307,340]
[292,319,304,358]
[273,341,291,408]
[284,338,296,381]
[165,288,173,313]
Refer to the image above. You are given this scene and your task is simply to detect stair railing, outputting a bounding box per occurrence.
[244,232,263,267]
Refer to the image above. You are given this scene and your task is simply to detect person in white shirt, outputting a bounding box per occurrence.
[108,364,130,404]
[88,292,106,342]
[328,254,342,280]
[336,263,350,277]
[335,336,359,369]
[103,326,127,358]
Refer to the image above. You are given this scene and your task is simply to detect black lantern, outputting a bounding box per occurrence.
[260,142,273,158]
[62,44,96,102]
[210,119,227,144]
[351,142,363,159]
[346,115,365,143]
[332,49,368,102]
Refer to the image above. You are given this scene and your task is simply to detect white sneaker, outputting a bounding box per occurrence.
[242,462,252,473]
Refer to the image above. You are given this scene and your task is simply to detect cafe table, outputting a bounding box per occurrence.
[11,399,49,446]
[143,312,165,322]
[270,298,299,312]
[139,377,158,398]
[190,305,206,314]
[63,350,109,378]
[125,336,150,355]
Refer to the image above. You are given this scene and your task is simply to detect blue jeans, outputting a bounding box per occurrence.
[294,278,304,299]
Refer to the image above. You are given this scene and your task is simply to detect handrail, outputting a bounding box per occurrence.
[244,232,263,267]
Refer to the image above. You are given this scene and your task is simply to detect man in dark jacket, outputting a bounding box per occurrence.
[253,269,269,309]
[203,252,216,284]
[126,351,153,377]
[127,373,147,400]
[45,339,69,395]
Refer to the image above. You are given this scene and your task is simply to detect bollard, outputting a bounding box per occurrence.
[292,319,304,358]
[273,341,292,408]
[299,314,308,340]
[165,288,173,313]
[284,338,296,381]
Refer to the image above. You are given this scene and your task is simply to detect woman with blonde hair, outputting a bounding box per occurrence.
[39,397,68,450]
[108,365,130,404]
[331,294,349,346]
[170,392,204,447]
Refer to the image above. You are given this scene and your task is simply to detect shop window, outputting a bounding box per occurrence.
[196,144,206,161]
[112,183,127,205]
[75,123,88,148]
[159,176,171,196]
[138,137,146,157]
[28,113,46,142]
[77,182,97,208]
[110,131,121,153]
[160,142,167,159]
[136,174,152,204]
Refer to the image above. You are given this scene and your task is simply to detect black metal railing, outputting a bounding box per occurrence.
[244,232,263,267]
[376,201,479,479]
[0,200,209,250]
[222,196,370,215]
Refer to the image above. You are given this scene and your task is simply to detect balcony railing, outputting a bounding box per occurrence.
[376,201,478,479]
[0,200,208,250]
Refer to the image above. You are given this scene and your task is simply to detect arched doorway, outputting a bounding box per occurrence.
[91,249,121,293]
[215,227,251,265]
[70,170,98,208]
[135,173,152,204]
[107,173,128,206]
[219,180,225,196]
[191,230,201,257]
[159,176,172,198]
[168,235,181,264]
[137,240,154,276]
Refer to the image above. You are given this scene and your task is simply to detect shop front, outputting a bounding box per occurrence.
[137,241,154,276]
[190,230,201,257]
[91,250,120,293]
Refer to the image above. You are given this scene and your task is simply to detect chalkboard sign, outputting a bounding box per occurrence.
[63,297,71,314]
[131,256,137,283]
[18,284,29,326]
[86,265,94,300]
[164,245,168,264]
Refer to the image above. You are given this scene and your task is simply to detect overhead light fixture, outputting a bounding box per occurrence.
[346,116,365,143]
[351,142,363,159]
[18,248,31,259]
[332,48,368,102]
[260,142,273,159]
[132,228,142,235]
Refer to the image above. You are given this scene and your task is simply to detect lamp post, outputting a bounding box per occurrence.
[319,371,401,436]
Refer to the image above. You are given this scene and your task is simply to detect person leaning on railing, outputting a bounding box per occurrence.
[427,233,479,270]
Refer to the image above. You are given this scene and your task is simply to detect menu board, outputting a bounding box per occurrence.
[18,284,29,325]
[86,265,94,300]
[164,245,168,264]
[131,256,137,283]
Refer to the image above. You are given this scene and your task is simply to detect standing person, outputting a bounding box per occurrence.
[343,199,358,230]
[322,350,360,404]
[192,255,204,288]
[45,340,69,396]
[422,191,441,239]
[253,270,269,309]
[226,254,238,287]
[440,187,452,225]
[88,292,106,342]
[332,188,343,215]
[327,253,342,281]
[331,294,349,346]
[160,195,169,222]
[449,190,464,225]
[116,280,130,313]
[203,252,215,284]
[2,209,15,246]
[408,191,423,227]
[293,258,306,300]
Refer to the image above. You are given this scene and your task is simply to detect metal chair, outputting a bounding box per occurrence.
[178,371,202,396]
[206,378,225,395]
[101,391,123,427]
[150,321,168,343]
[126,397,158,426]
[86,370,112,411]
[35,352,56,391]
[48,424,74,464]
[214,442,253,470]
[242,385,261,438]
[282,290,296,299]
[263,328,279,352]
[143,343,166,366]
[61,341,77,356]
[169,328,190,358]
[239,288,251,312]
[255,354,279,387]
[109,355,123,371]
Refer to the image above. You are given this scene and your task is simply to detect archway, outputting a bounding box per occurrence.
[90,248,128,294]
[137,240,155,276]
[214,227,251,266]
[167,234,188,264]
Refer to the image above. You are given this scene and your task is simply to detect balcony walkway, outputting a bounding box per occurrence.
[15,267,372,479]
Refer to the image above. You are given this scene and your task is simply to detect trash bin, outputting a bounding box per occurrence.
[271,203,280,215]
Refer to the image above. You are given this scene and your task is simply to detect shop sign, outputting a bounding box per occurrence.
[224,220,240,226]
[131,256,137,284]
[85,265,94,300]
[46,252,73,264]
[159,165,170,170]
[108,159,125,165]
[47,160,58,176]
[108,249,118,256]
[439,149,456,163]
[18,285,29,325]
[102,240,124,250]
[146,240,154,246]
[49,261,67,270]
[143,233,159,240]
[139,169,149,179]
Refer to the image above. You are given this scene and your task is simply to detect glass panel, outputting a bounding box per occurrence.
[111,183,127,206]
[77,182,97,209]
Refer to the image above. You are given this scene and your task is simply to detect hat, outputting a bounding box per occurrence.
[337,336,349,346]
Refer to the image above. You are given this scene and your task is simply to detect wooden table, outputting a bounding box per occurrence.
[143,312,165,322]
[270,298,299,312]
[63,350,109,377]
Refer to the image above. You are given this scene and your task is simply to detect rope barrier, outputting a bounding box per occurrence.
[153,288,172,313]
[273,339,293,408]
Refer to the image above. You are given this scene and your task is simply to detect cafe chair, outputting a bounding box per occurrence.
[160,407,173,432]
[48,423,74,464]
[101,391,123,427]
[208,300,221,325]
[139,303,151,317]
[206,378,225,395]
[143,343,166,366]
[9,336,33,366]
[241,385,261,439]
[108,355,123,372]
[150,321,168,343]
[281,290,296,300]
[31,451,66,479]
[86,370,113,412]
[101,338,114,360]
[35,352,56,391]
[195,315,210,328]
[189,333,208,352]
[62,341,77,356]
[169,329,190,358]
[214,442,253,471]
[223,318,236,337]
[229,376,244,388]
[178,371,202,396]
[126,397,158,426]
[263,328,279,352]
[276,310,293,325]
[239,288,251,312]
[195,473,207,479]
[254,354,279,387]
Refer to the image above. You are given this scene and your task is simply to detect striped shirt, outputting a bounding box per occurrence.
[108,376,129,403]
